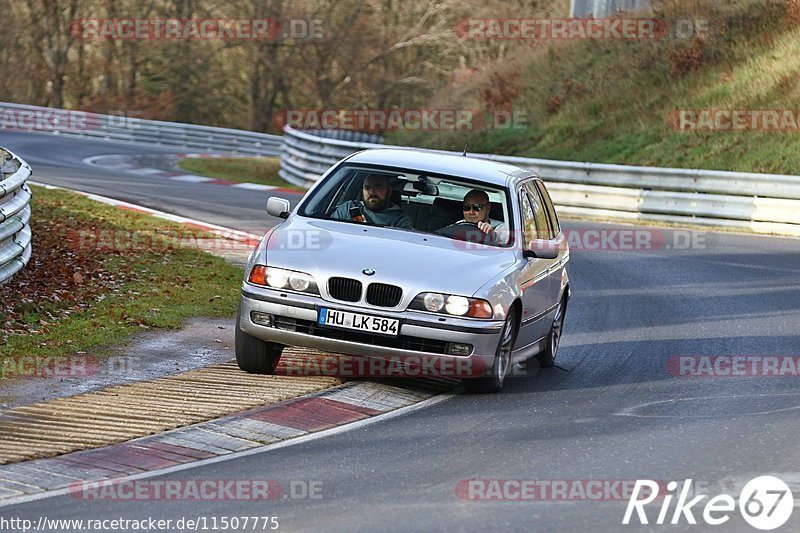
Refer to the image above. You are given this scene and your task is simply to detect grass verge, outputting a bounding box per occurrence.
[178,156,304,190]
[0,186,243,377]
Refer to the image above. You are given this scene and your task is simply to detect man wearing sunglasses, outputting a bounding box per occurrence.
[437,189,507,245]
[461,190,497,234]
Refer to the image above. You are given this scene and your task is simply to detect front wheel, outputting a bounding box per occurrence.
[463,308,516,393]
[538,294,567,368]
[235,306,283,374]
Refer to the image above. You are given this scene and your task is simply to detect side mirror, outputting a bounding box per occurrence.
[266,197,291,219]
[523,240,559,260]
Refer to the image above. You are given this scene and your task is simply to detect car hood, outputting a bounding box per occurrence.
[264,217,518,299]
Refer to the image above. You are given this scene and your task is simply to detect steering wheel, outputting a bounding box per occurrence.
[435,221,492,244]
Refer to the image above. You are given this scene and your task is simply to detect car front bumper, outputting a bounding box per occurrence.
[239,286,505,377]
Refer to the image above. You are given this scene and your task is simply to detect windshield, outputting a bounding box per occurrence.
[298,164,514,247]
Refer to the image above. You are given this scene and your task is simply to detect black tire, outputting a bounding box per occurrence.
[463,308,517,394]
[538,294,567,368]
[235,306,283,374]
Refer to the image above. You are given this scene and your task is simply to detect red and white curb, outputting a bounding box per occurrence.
[1,184,459,505]
[0,381,455,505]
[83,153,299,194]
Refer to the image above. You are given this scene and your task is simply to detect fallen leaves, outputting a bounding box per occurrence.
[1,203,138,343]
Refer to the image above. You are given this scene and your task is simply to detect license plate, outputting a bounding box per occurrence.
[318,308,399,336]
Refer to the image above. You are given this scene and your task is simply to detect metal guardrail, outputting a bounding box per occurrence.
[571,0,651,18]
[0,102,282,157]
[3,100,798,238]
[302,129,384,144]
[0,148,32,285]
[279,128,388,187]
[279,125,800,237]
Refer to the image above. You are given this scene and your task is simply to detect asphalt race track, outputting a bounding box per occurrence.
[0,131,302,234]
[2,130,799,532]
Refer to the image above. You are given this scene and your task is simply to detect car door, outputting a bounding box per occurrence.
[515,183,557,348]
[534,180,567,305]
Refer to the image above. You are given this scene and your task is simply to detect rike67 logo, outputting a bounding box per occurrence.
[623,476,794,530]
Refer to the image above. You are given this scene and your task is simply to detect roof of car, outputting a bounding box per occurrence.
[344,148,538,187]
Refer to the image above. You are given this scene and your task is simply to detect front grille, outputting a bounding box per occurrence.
[328,277,362,302]
[279,317,450,355]
[366,283,402,307]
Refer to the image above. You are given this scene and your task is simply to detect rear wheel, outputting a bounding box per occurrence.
[463,308,516,393]
[538,294,566,368]
[235,306,283,374]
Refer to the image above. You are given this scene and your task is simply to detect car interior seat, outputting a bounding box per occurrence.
[489,202,504,223]
[427,198,463,232]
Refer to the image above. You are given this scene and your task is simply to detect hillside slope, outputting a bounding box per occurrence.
[390,0,800,175]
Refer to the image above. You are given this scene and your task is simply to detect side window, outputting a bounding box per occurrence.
[523,181,551,240]
[536,181,560,237]
[519,189,538,247]
[327,172,362,215]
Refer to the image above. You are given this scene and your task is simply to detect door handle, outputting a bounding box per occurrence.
[547,261,563,274]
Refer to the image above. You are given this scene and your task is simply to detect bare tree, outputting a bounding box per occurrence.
[0,0,563,129]
[23,0,82,108]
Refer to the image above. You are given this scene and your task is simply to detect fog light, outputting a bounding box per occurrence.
[447,343,473,356]
[250,312,273,327]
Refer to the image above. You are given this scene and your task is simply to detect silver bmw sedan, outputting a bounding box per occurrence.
[237,148,570,393]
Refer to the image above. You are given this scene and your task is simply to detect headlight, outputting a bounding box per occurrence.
[423,292,445,312]
[288,272,312,292]
[267,269,289,289]
[248,265,319,295]
[411,292,493,318]
[445,296,470,316]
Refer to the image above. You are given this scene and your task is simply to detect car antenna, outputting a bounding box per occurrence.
[462,144,468,157]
